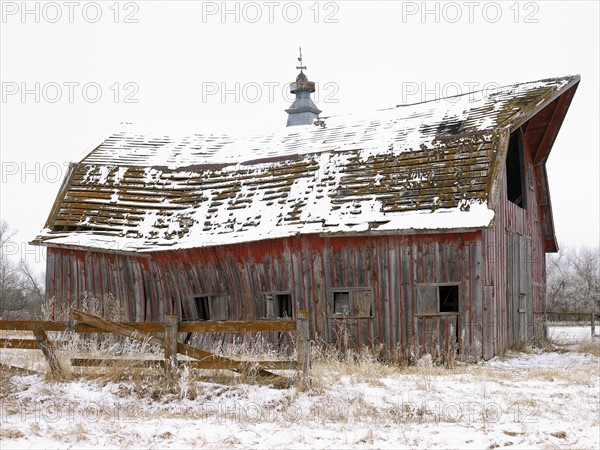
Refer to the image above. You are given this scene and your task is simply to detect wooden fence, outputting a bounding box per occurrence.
[544,311,599,338]
[0,309,311,385]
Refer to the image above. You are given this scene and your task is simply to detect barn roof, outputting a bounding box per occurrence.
[33,75,580,254]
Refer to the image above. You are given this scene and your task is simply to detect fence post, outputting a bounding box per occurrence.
[164,316,179,383]
[543,309,548,340]
[33,325,63,379]
[592,312,596,338]
[296,310,310,387]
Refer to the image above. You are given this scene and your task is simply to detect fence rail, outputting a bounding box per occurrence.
[0,319,298,333]
[0,309,311,385]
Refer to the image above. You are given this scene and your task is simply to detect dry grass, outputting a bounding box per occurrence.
[526,367,597,386]
[305,338,488,397]
[467,366,516,380]
[0,428,25,440]
[28,328,299,399]
[4,326,485,400]
[511,339,530,353]
[5,300,598,411]
[32,299,489,393]
[575,341,600,356]
[3,333,472,403]
[0,336,598,450]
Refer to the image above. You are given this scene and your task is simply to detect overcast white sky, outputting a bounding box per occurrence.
[1,0,598,271]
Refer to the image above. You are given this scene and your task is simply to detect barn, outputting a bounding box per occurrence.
[32,72,580,359]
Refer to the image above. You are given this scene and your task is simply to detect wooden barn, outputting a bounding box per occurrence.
[32,73,580,359]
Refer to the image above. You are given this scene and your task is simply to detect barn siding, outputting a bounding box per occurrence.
[482,131,547,358]
[45,232,486,357]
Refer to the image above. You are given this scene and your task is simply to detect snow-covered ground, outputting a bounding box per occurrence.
[546,325,599,344]
[1,346,598,449]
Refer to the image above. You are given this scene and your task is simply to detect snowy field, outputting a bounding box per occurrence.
[1,343,598,450]
[546,325,600,344]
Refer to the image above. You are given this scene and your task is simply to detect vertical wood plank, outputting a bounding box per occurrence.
[164,316,178,383]
[296,309,310,388]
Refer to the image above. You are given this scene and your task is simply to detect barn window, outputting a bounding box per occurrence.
[193,294,228,321]
[333,292,350,315]
[439,285,459,312]
[416,284,460,314]
[332,289,372,317]
[195,296,209,320]
[262,292,293,318]
[276,294,293,318]
[506,129,527,208]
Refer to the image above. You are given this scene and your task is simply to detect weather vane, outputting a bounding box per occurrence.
[296,47,307,72]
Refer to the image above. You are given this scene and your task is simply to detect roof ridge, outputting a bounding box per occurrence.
[394,74,580,108]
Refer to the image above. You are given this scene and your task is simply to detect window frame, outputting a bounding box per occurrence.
[190,292,229,321]
[438,284,459,313]
[415,283,461,316]
[260,291,294,319]
[330,287,374,318]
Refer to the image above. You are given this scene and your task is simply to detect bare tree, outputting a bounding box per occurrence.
[0,221,21,317]
[546,244,600,314]
[0,220,45,319]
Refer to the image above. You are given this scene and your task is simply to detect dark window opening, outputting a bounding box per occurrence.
[333,291,351,315]
[194,296,210,320]
[193,294,228,321]
[276,294,293,318]
[506,130,527,208]
[439,285,459,312]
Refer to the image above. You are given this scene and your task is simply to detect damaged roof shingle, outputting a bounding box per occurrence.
[32,76,579,253]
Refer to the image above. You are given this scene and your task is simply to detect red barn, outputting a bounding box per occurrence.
[33,75,580,359]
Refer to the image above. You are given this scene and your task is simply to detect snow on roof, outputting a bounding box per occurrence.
[33,76,579,253]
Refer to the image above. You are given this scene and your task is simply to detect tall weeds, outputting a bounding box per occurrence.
[36,296,487,395]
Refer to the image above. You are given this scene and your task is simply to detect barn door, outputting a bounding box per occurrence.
[506,232,532,346]
[414,285,459,356]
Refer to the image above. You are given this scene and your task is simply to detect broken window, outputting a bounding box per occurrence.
[416,284,460,314]
[439,285,459,312]
[275,294,293,318]
[262,292,293,318]
[506,130,527,208]
[333,289,372,317]
[193,294,228,321]
[333,291,350,315]
[195,296,209,320]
